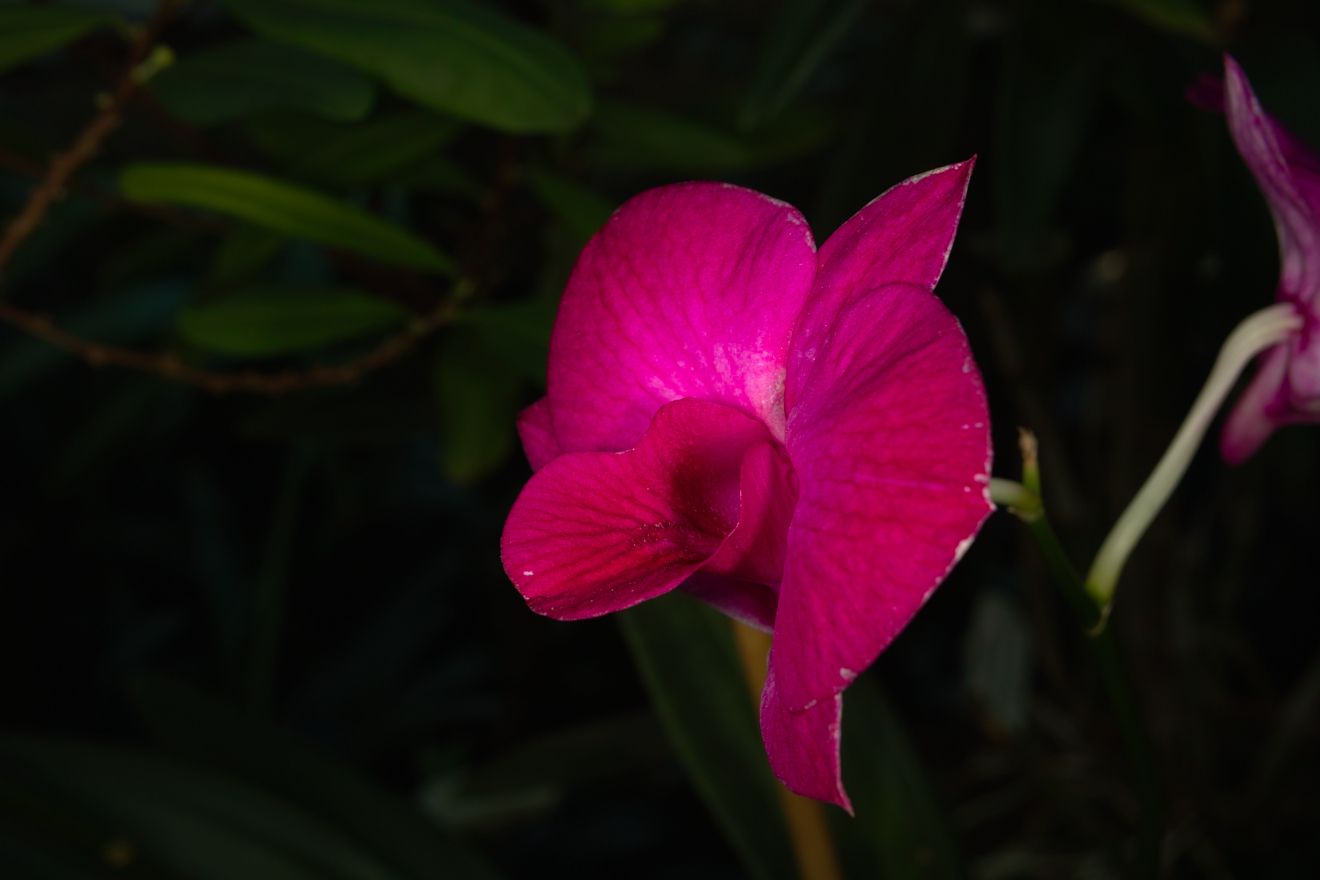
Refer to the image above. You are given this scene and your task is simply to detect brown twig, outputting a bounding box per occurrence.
[0,0,456,394]
[0,1,179,268]
[0,298,456,395]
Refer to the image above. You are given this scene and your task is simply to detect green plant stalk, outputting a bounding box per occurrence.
[1085,302,1303,610]
[246,449,313,711]
[992,472,1162,876]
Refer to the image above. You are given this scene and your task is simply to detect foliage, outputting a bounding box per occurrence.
[1,0,1319,877]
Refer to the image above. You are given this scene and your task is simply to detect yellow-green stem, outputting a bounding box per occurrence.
[729,621,843,880]
[1085,302,1303,611]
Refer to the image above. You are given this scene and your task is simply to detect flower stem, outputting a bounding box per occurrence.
[1085,302,1303,612]
[996,433,1163,876]
[729,621,842,880]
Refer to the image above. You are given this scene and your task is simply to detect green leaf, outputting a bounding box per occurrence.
[619,595,797,880]
[246,111,462,185]
[527,170,613,245]
[0,737,405,880]
[433,330,521,483]
[0,6,111,72]
[454,299,555,386]
[179,286,407,357]
[209,225,288,285]
[126,677,503,880]
[151,38,376,125]
[589,102,750,173]
[119,162,453,272]
[620,594,964,880]
[740,0,867,129]
[1110,0,1215,43]
[223,0,592,133]
[427,715,668,828]
[830,682,964,880]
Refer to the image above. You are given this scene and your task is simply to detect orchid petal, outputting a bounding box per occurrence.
[704,440,798,587]
[545,182,817,454]
[787,160,974,415]
[774,283,993,710]
[1221,344,1289,464]
[501,397,770,620]
[516,397,561,471]
[1221,339,1320,463]
[1223,56,1320,313]
[760,664,850,812]
[681,573,777,632]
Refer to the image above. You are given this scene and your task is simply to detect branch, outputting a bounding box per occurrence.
[0,298,456,395]
[0,0,455,394]
[0,0,180,268]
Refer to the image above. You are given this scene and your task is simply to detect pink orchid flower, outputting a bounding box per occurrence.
[500,163,993,810]
[1215,56,1320,462]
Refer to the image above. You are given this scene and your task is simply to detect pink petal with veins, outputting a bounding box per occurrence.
[1222,56,1320,404]
[516,398,560,471]
[501,397,770,620]
[774,283,993,711]
[760,664,850,812]
[787,160,974,415]
[680,573,777,633]
[704,440,798,586]
[545,183,817,454]
[1222,345,1291,464]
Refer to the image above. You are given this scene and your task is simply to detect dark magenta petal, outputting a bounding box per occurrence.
[774,283,993,711]
[787,160,973,415]
[681,573,777,632]
[516,398,560,472]
[760,665,851,811]
[1221,335,1320,463]
[1222,344,1291,464]
[501,398,771,620]
[1223,55,1320,407]
[543,183,817,455]
[704,440,798,586]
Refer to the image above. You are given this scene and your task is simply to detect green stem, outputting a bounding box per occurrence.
[1036,513,1162,875]
[994,459,1163,875]
[246,448,313,712]
[1085,303,1302,610]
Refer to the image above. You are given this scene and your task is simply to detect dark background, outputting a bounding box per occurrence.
[1,0,1318,877]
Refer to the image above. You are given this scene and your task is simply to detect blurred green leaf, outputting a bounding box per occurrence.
[740,0,867,129]
[396,156,482,200]
[209,226,287,285]
[223,0,592,133]
[830,682,964,880]
[127,677,502,880]
[427,715,668,828]
[1109,0,1215,43]
[179,286,407,357]
[0,737,406,880]
[152,38,376,125]
[992,27,1101,273]
[246,112,462,186]
[590,102,749,172]
[454,299,555,386]
[621,594,964,880]
[0,6,111,72]
[963,590,1033,735]
[120,162,453,273]
[619,596,797,880]
[527,170,613,245]
[433,330,521,483]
